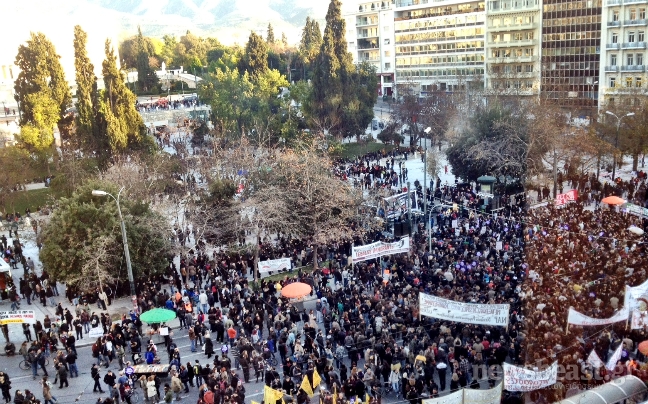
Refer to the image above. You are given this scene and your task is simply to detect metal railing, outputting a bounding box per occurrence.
[622,41,647,48]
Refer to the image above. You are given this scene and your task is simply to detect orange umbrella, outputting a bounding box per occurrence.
[601,196,626,205]
[281,282,312,299]
[639,341,648,356]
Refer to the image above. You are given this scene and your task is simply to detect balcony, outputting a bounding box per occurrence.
[608,20,622,27]
[622,41,648,48]
[625,0,648,4]
[488,56,537,63]
[488,22,538,31]
[489,39,537,47]
[359,57,381,63]
[607,0,622,4]
[488,3,540,14]
[357,33,380,39]
[607,43,621,49]
[358,45,380,50]
[624,19,648,26]
[356,20,379,27]
[621,64,646,71]
[605,65,620,72]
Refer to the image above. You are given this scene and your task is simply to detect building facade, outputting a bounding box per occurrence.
[484,0,542,96]
[392,0,487,95]
[599,0,648,107]
[345,1,397,97]
[540,0,602,111]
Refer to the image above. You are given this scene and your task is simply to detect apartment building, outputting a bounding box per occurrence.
[345,1,396,97]
[392,0,487,94]
[484,0,542,96]
[599,0,648,107]
[540,0,602,110]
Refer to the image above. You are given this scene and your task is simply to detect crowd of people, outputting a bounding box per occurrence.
[4,148,648,404]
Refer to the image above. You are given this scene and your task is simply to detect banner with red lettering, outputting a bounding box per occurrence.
[352,237,410,263]
[0,310,36,325]
[567,306,629,326]
[555,190,578,206]
[503,362,557,392]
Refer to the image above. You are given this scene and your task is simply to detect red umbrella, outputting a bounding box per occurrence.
[281,282,312,299]
[601,196,626,205]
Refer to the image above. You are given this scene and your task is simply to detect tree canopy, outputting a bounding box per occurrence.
[39,180,170,288]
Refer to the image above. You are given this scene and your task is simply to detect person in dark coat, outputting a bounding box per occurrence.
[204,337,214,359]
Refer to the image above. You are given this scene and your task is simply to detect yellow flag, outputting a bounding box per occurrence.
[365,394,370,404]
[333,385,337,404]
[264,385,284,404]
[312,368,322,388]
[301,376,314,397]
[252,401,260,404]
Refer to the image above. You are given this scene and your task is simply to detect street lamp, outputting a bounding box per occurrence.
[605,110,635,181]
[92,187,137,311]
[424,127,432,252]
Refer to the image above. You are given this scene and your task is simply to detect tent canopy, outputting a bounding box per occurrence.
[556,375,647,404]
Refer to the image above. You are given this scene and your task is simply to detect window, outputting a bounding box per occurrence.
[514,33,523,40]
[527,32,534,40]
[613,10,620,21]
[627,77,634,87]
[638,53,644,65]
[630,8,637,20]
[384,50,391,57]
[628,53,635,65]
[525,64,533,72]
[610,77,616,87]
[629,31,636,42]
[385,62,391,69]
[640,31,645,41]
[384,38,390,45]
[637,77,643,87]
[612,33,618,43]
[516,64,523,72]
[641,8,646,19]
[611,54,618,65]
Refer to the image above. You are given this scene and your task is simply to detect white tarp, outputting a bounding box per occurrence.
[567,306,629,326]
[419,292,509,327]
[421,389,463,404]
[0,310,36,325]
[503,362,558,392]
[352,237,410,263]
[258,257,292,274]
[462,383,502,404]
[587,350,604,369]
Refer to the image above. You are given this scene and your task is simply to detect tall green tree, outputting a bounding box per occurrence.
[136,26,159,91]
[99,40,147,152]
[299,17,322,65]
[14,32,71,150]
[40,180,170,289]
[267,23,276,44]
[308,0,375,138]
[239,32,269,79]
[73,25,97,150]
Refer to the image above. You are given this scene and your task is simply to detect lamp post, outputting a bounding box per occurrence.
[92,187,137,311]
[424,127,431,253]
[605,110,635,181]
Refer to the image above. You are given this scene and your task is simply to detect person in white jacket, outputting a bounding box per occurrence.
[389,368,400,397]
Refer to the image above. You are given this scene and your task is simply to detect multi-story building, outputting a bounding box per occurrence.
[484,0,542,96]
[540,0,602,112]
[392,0,487,95]
[345,1,396,97]
[599,0,648,107]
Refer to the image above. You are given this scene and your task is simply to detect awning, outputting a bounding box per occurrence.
[556,375,647,404]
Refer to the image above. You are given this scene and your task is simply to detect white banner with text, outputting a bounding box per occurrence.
[352,237,410,263]
[503,362,558,392]
[567,306,629,326]
[419,292,509,327]
[258,257,292,275]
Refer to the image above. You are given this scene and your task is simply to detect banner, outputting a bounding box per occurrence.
[419,292,509,327]
[555,190,578,206]
[88,327,105,338]
[0,310,36,325]
[352,237,410,263]
[607,343,623,371]
[503,362,558,392]
[258,257,292,274]
[463,382,503,404]
[587,350,604,369]
[623,202,648,218]
[421,389,463,404]
[625,283,648,329]
[567,307,629,326]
